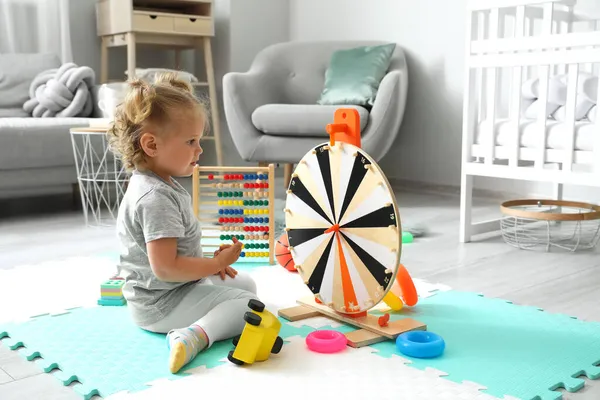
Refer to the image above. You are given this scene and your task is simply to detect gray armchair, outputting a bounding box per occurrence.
[222,40,408,186]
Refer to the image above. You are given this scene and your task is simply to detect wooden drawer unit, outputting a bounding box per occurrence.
[173,16,213,36]
[95,0,222,167]
[132,12,174,33]
[96,0,214,36]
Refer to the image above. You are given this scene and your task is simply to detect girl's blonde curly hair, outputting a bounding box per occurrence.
[107,72,208,171]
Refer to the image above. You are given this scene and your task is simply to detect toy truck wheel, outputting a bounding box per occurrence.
[271,336,284,354]
[227,350,244,366]
[244,311,261,326]
[232,334,241,346]
[248,299,265,313]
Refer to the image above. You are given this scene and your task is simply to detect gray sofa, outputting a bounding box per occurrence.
[0,53,104,200]
[222,40,408,177]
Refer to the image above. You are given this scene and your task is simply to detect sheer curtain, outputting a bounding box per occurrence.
[0,0,72,62]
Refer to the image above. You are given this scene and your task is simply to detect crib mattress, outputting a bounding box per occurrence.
[474,118,596,151]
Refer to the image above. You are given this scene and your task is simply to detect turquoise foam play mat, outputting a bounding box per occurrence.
[0,305,318,399]
[1,290,599,400]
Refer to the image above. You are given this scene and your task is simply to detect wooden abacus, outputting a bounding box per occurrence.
[192,165,276,265]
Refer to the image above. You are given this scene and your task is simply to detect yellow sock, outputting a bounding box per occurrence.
[166,325,208,373]
[169,342,187,374]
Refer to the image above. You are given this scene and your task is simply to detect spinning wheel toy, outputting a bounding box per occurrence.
[284,109,402,316]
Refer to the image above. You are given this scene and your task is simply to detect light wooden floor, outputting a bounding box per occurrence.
[0,184,599,399]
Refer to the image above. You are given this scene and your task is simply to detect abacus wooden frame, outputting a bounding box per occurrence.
[192,164,276,265]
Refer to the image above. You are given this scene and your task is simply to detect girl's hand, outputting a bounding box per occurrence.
[218,265,238,280]
[213,237,240,257]
[215,241,243,268]
[213,244,232,257]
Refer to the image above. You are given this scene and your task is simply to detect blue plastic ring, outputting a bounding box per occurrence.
[396,331,445,358]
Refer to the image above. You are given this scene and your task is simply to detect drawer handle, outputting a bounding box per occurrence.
[189,18,196,22]
[150,15,157,19]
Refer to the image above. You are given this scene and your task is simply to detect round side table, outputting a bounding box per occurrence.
[69,127,130,226]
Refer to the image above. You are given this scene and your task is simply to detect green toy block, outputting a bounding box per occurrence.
[97,298,126,306]
[100,280,125,290]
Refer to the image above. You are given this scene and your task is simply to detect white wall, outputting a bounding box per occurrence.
[210,0,290,165]
[290,0,469,191]
[230,0,289,73]
[578,0,600,15]
[290,0,600,202]
[212,0,289,88]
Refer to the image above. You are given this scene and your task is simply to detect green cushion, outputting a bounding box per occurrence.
[317,43,396,107]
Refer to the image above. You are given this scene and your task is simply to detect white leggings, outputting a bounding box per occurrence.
[141,272,259,347]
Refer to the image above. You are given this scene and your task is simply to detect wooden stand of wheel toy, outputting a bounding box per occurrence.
[277,108,427,348]
[192,164,276,265]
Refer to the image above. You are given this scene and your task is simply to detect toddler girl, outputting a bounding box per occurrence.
[107,73,259,374]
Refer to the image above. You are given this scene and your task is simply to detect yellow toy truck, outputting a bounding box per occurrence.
[228,299,284,365]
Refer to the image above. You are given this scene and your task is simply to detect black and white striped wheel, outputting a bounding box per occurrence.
[284,141,402,315]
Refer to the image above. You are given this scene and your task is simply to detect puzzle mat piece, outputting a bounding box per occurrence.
[0,254,455,398]
[413,278,452,298]
[0,255,279,325]
[104,335,513,400]
[363,291,600,400]
[0,302,328,400]
[368,278,452,313]
[0,255,117,324]
[0,292,474,400]
[0,249,448,326]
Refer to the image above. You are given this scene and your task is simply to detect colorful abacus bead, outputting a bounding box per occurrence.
[220,217,242,224]
[240,251,270,258]
[225,174,238,180]
[244,243,269,249]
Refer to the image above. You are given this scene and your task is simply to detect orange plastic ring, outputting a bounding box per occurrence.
[397,264,418,306]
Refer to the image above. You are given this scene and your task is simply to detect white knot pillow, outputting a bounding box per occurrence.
[23,63,96,118]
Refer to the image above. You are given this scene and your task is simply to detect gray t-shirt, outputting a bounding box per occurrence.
[115,169,204,327]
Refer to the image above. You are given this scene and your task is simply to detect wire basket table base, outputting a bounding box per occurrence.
[70,128,130,227]
[500,199,600,252]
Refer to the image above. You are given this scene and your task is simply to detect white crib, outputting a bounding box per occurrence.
[460,0,600,242]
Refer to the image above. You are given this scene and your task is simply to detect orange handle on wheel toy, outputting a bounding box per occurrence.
[326,108,361,148]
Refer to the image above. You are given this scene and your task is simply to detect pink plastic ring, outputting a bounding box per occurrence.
[305,330,347,353]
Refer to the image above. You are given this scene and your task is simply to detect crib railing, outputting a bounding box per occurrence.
[463,0,600,182]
